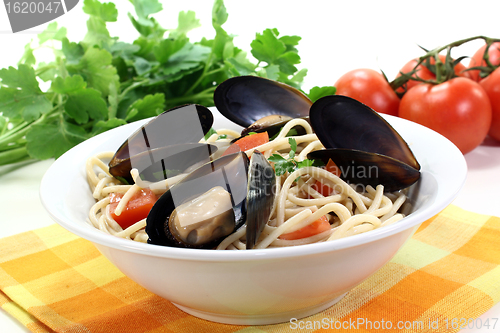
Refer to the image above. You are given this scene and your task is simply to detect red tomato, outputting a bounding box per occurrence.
[279,215,331,240]
[110,189,158,229]
[312,180,334,197]
[467,42,500,82]
[311,159,341,196]
[479,67,500,141]
[222,132,269,156]
[399,77,492,154]
[325,159,341,176]
[334,68,400,116]
[396,54,469,93]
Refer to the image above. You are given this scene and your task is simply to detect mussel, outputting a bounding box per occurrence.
[215,76,420,191]
[109,104,214,184]
[137,143,217,184]
[307,95,420,191]
[214,76,312,136]
[146,151,276,249]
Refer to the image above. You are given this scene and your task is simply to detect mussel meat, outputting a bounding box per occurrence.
[109,104,214,183]
[240,115,311,138]
[146,151,275,249]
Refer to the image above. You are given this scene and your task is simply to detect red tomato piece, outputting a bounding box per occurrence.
[311,159,341,196]
[279,215,331,240]
[467,42,500,82]
[399,77,492,154]
[222,132,269,156]
[479,67,500,141]
[109,189,158,229]
[325,159,341,177]
[312,180,334,196]
[334,68,400,116]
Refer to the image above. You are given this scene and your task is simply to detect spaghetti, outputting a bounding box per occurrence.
[86,118,407,248]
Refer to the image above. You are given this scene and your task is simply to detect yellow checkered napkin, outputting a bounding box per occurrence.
[1,205,500,333]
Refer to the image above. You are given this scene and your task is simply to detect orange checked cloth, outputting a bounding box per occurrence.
[1,204,500,333]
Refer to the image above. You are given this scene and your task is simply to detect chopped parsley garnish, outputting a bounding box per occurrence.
[268,138,323,176]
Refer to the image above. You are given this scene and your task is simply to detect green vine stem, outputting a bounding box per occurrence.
[389,35,500,95]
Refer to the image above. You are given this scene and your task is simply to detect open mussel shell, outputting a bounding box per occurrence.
[137,143,217,183]
[308,149,420,192]
[309,95,420,171]
[146,153,249,249]
[109,104,214,183]
[214,76,312,128]
[245,151,276,249]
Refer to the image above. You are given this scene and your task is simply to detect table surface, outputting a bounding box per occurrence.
[1,0,500,331]
[1,140,500,332]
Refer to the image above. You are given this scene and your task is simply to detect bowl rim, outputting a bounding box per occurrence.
[40,111,467,262]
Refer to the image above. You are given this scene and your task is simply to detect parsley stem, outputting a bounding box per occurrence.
[166,86,217,105]
[184,51,216,96]
[0,147,32,166]
[0,109,54,151]
[204,67,225,77]
[35,64,57,77]
[0,123,30,149]
[119,80,148,100]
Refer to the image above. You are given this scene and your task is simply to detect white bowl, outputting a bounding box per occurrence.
[40,108,467,325]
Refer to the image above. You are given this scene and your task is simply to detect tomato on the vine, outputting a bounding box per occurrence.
[479,67,500,141]
[467,42,500,82]
[334,68,400,116]
[395,54,469,93]
[399,77,492,154]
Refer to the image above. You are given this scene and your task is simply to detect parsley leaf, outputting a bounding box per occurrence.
[82,0,118,22]
[174,11,201,37]
[308,86,337,102]
[71,48,119,97]
[38,22,67,45]
[51,75,108,124]
[0,0,311,169]
[204,127,218,140]
[0,65,52,122]
[267,153,290,176]
[268,138,321,177]
[125,93,165,121]
[251,28,286,65]
[26,122,88,159]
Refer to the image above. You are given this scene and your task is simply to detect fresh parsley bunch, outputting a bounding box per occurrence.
[0,0,336,167]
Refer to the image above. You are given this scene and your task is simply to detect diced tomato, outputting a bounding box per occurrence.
[310,159,341,196]
[109,189,157,229]
[279,215,331,240]
[222,132,269,156]
[312,180,335,196]
[325,159,341,176]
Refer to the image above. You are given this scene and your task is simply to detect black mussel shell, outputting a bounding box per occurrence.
[137,143,217,183]
[309,95,420,171]
[214,76,312,128]
[245,151,276,249]
[308,149,420,192]
[109,104,214,183]
[146,153,249,249]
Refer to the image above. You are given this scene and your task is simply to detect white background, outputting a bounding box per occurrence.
[2,0,500,90]
[1,0,500,332]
